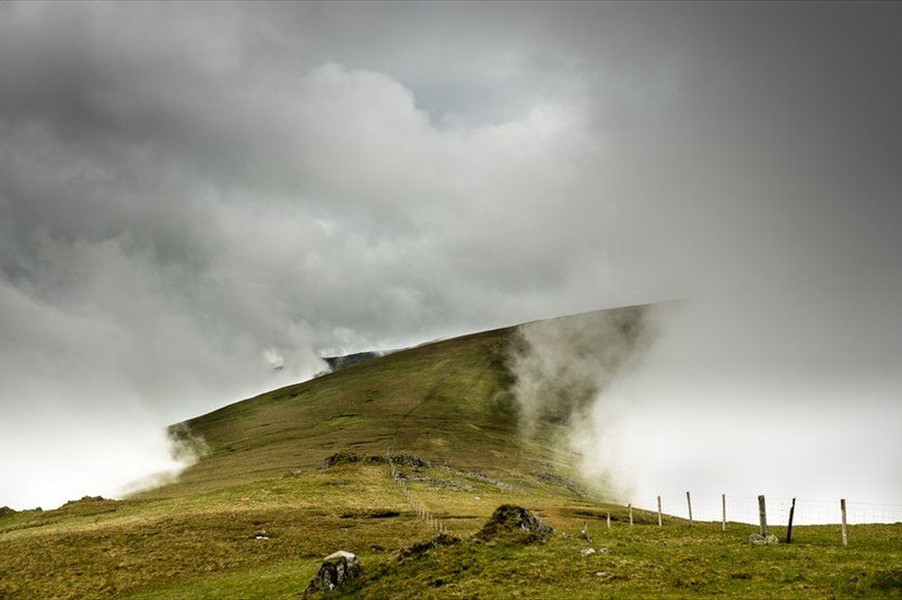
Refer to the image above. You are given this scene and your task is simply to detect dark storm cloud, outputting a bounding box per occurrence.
[1,1,901,509]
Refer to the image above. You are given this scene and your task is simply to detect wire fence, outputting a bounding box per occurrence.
[386,451,448,535]
[633,493,902,526]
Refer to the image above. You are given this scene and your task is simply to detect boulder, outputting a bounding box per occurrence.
[476,504,554,543]
[305,550,361,594]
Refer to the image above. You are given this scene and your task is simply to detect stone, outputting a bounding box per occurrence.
[749,533,766,545]
[580,547,596,556]
[305,550,361,594]
[476,504,554,543]
[749,533,779,545]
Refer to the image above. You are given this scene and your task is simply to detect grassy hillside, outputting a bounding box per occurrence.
[1,306,900,599]
[151,322,580,500]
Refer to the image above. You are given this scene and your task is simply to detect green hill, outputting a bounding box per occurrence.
[1,306,900,599]
[156,321,577,500]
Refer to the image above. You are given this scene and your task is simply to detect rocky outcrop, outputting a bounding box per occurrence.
[323,351,384,373]
[476,504,554,543]
[320,451,432,469]
[305,550,361,595]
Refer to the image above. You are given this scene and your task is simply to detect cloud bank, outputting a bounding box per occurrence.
[1,2,901,509]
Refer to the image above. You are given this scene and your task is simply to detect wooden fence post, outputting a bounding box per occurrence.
[841,499,848,547]
[628,504,634,526]
[606,512,611,529]
[786,498,796,544]
[758,495,768,537]
[657,495,662,527]
[686,491,693,527]
[721,494,726,532]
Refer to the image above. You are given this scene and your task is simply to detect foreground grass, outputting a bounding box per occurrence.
[344,520,902,599]
[2,461,900,599]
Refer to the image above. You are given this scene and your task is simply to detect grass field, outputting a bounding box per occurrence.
[2,307,900,598]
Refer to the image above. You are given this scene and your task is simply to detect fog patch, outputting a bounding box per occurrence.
[166,422,211,465]
[262,347,286,372]
[508,305,657,498]
[118,423,210,497]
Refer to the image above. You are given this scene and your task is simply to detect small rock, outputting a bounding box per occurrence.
[749,533,780,545]
[595,571,608,577]
[598,547,609,553]
[305,550,361,594]
[580,547,596,556]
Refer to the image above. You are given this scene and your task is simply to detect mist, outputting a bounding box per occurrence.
[2,2,901,511]
[507,307,656,498]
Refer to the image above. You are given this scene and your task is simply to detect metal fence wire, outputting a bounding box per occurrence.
[634,493,902,526]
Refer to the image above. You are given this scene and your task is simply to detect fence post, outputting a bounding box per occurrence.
[758,495,768,537]
[721,494,726,532]
[686,491,693,527]
[786,497,796,544]
[657,495,662,527]
[841,499,848,547]
[629,504,633,526]
[606,512,611,529]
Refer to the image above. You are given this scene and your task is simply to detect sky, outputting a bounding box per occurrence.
[1,1,901,512]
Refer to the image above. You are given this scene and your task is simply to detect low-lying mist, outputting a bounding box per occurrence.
[508,305,657,499]
[509,297,902,513]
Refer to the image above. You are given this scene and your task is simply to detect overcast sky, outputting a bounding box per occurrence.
[1,2,901,512]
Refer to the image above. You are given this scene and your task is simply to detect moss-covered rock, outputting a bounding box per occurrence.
[476,504,554,544]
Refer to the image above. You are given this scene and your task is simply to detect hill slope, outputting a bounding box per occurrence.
[150,321,575,500]
[150,302,658,500]
[2,305,900,599]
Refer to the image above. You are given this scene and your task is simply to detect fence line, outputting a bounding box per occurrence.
[386,452,447,535]
[634,493,902,526]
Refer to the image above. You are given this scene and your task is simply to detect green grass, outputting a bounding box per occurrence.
[1,306,900,599]
[339,518,902,599]
[5,461,898,599]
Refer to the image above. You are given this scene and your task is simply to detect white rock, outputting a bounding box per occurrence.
[325,550,358,562]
